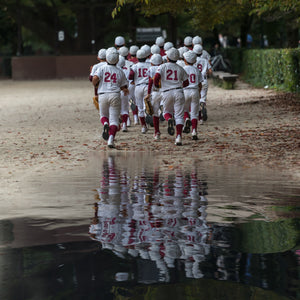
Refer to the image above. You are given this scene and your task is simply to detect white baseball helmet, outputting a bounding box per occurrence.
[164,41,174,51]
[117,55,125,68]
[136,49,148,59]
[151,44,160,55]
[184,36,193,47]
[129,45,139,55]
[141,44,151,57]
[106,48,119,64]
[183,50,197,64]
[97,48,106,60]
[193,35,202,45]
[155,36,165,47]
[118,46,129,57]
[114,36,125,47]
[166,47,179,61]
[178,47,188,59]
[150,53,162,65]
[193,44,203,55]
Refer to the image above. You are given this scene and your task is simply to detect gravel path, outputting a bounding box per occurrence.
[0,78,299,189]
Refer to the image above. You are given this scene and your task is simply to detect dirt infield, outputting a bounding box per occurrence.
[0,78,299,190]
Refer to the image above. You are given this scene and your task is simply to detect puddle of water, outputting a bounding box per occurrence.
[0,152,299,300]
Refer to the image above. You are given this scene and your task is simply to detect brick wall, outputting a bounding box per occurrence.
[11,55,97,80]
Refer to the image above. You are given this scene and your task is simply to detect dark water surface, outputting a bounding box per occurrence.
[1,153,299,300]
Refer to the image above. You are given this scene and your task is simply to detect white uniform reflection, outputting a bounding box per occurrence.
[89,156,210,282]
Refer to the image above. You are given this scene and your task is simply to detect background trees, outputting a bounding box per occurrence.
[0,0,299,56]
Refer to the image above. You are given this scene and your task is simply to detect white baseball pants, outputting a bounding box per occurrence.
[161,89,185,125]
[98,93,121,126]
[184,89,200,120]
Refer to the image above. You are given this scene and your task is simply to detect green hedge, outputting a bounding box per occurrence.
[224,48,300,93]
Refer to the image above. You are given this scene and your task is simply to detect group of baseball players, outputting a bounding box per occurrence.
[90,35,212,148]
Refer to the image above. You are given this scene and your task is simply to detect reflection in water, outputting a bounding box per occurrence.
[90,156,210,282]
[1,154,299,300]
[88,155,300,299]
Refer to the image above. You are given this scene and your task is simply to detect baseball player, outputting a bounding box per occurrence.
[144,53,163,140]
[128,45,139,64]
[127,45,139,125]
[192,35,211,63]
[118,46,135,127]
[183,36,193,51]
[193,44,212,124]
[155,36,166,57]
[153,47,189,145]
[162,42,174,63]
[89,48,107,81]
[89,49,107,109]
[128,49,151,133]
[117,55,130,132]
[182,51,203,140]
[141,44,151,63]
[151,44,161,56]
[114,36,125,49]
[92,47,129,148]
[177,47,188,68]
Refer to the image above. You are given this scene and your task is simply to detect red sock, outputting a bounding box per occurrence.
[184,112,190,120]
[164,113,172,121]
[140,117,146,126]
[153,116,160,134]
[122,114,128,123]
[101,117,109,125]
[176,124,183,136]
[133,106,138,115]
[191,119,198,130]
[109,125,118,137]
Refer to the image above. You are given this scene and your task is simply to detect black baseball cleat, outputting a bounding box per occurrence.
[102,123,109,141]
[167,118,175,136]
[183,119,191,133]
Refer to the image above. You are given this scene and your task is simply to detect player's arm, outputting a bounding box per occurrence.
[145,77,153,101]
[128,69,135,81]
[92,75,99,86]
[183,79,189,88]
[153,73,161,88]
[207,66,212,76]
[121,85,129,96]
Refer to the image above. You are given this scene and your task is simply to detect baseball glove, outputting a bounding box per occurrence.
[93,96,99,111]
[144,97,153,116]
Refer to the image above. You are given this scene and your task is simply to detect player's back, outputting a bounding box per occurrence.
[131,62,151,86]
[194,57,210,79]
[183,65,202,89]
[158,62,187,91]
[96,64,127,93]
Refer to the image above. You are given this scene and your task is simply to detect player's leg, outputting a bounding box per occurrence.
[120,92,129,132]
[190,90,200,140]
[162,92,175,136]
[183,90,192,133]
[151,91,162,140]
[107,93,121,148]
[129,83,139,125]
[98,94,110,141]
[200,81,208,123]
[173,90,185,145]
[135,85,148,133]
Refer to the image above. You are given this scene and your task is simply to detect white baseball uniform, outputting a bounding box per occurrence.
[183,65,203,120]
[94,64,127,127]
[148,65,162,117]
[130,61,151,118]
[194,56,211,103]
[155,62,188,126]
